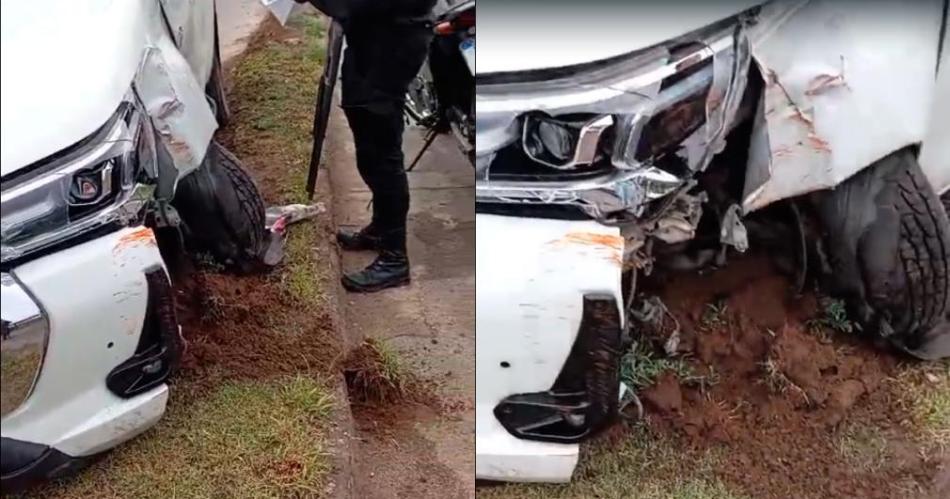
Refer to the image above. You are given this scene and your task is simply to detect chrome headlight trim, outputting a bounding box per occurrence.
[475,16,753,220]
[0,93,157,264]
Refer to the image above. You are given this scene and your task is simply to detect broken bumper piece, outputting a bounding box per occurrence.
[476,215,624,482]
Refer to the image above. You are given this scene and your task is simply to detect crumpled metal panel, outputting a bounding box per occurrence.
[742,0,944,212]
[134,0,218,184]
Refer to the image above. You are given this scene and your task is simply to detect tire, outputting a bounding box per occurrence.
[817,148,950,359]
[205,6,231,127]
[172,140,266,273]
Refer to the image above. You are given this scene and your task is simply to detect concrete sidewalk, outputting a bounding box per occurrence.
[326,106,474,498]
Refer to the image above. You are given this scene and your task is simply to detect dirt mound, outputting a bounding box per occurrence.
[637,253,940,499]
[173,262,341,390]
[342,339,423,405]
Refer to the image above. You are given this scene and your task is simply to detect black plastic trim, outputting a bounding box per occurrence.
[0,437,94,494]
[105,267,181,398]
[494,294,623,444]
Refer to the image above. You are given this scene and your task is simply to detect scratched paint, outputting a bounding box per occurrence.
[548,232,624,266]
[112,227,157,256]
[742,0,942,212]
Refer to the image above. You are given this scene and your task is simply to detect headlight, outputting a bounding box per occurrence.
[475,14,753,219]
[522,114,613,169]
[0,95,156,264]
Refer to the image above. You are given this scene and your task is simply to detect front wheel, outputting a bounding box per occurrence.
[817,148,950,359]
[172,140,266,273]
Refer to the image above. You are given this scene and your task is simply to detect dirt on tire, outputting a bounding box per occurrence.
[817,149,950,357]
[635,253,947,499]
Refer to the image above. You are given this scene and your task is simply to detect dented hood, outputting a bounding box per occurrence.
[0,1,148,177]
[476,0,764,75]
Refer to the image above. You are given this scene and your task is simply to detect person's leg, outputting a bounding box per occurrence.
[340,105,412,292]
[337,106,385,251]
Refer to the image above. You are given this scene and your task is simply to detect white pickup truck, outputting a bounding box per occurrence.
[1,1,266,492]
[475,0,949,483]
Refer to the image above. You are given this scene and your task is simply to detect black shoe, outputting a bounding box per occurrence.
[337,226,381,251]
[341,251,410,293]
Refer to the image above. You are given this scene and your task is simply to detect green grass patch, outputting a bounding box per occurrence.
[0,350,40,416]
[902,363,950,450]
[835,422,890,473]
[807,296,854,338]
[621,342,694,390]
[228,14,326,206]
[478,425,746,499]
[343,339,423,404]
[225,13,331,303]
[31,376,335,499]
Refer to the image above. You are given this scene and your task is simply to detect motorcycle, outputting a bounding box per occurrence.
[405,0,475,169]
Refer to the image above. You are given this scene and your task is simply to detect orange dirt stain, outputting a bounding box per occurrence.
[113,227,157,255]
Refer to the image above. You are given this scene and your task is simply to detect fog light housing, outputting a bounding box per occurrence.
[106,267,180,398]
[494,293,622,444]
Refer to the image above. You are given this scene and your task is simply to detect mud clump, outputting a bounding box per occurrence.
[342,339,429,407]
[635,253,936,499]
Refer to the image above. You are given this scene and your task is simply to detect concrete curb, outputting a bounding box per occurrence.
[312,165,359,499]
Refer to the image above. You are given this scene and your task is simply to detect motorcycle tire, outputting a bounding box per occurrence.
[817,148,950,359]
[172,140,267,273]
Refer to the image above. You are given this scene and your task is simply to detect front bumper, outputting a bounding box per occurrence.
[475,214,624,483]
[1,226,177,492]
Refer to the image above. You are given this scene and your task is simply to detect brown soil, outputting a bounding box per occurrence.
[174,269,341,387]
[637,253,943,499]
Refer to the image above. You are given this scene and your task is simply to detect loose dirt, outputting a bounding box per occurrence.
[635,253,947,499]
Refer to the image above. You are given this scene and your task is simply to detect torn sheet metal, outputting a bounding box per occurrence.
[134,0,218,184]
[742,0,944,212]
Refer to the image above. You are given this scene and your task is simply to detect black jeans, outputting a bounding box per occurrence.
[339,19,431,252]
[343,106,409,249]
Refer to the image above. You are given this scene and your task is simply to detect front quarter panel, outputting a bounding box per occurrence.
[2,227,169,456]
[742,0,944,211]
[475,214,623,482]
[136,0,218,185]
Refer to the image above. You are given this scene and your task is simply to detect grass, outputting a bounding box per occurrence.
[343,338,422,404]
[28,376,336,499]
[227,14,326,205]
[699,299,729,330]
[900,362,950,451]
[0,350,40,416]
[478,425,746,499]
[835,422,890,473]
[620,342,693,390]
[807,297,854,339]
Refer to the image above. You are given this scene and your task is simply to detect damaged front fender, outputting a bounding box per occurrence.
[742,0,946,212]
[134,0,218,195]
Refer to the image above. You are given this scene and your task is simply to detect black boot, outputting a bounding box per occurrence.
[336,225,381,251]
[341,229,410,293]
